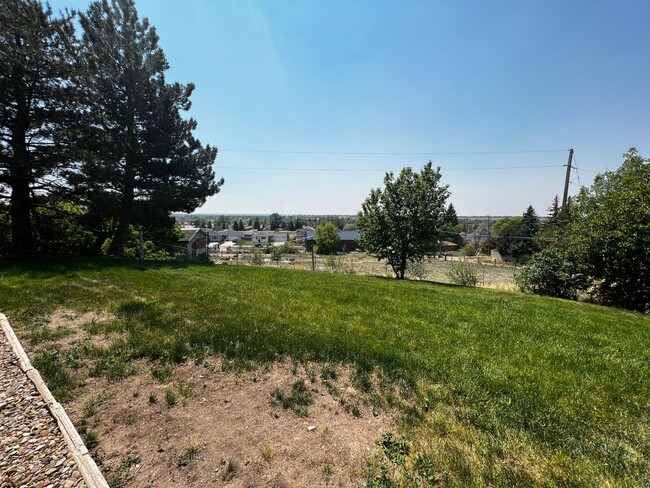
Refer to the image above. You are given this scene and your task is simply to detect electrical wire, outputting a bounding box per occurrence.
[219,148,569,156]
[216,164,564,173]
[573,153,582,187]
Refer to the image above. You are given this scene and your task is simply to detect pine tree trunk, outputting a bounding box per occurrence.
[9,167,34,256]
[108,166,134,257]
[9,120,35,255]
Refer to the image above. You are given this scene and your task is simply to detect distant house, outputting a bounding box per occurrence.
[273,232,288,243]
[305,230,363,253]
[338,230,361,252]
[440,240,459,252]
[252,231,274,244]
[167,228,208,259]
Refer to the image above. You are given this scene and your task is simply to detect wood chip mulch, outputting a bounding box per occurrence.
[0,333,85,488]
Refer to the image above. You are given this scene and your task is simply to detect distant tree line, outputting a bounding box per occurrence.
[0,0,222,257]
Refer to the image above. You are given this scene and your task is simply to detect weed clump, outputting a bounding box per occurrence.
[269,380,313,417]
[165,388,177,407]
[151,364,172,382]
[222,459,238,481]
[177,444,201,466]
[32,349,75,402]
[107,454,140,488]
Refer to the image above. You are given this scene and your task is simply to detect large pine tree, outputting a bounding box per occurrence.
[0,0,80,255]
[77,0,222,256]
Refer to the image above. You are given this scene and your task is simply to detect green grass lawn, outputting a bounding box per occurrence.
[0,258,648,486]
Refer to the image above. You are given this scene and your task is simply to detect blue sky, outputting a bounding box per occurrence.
[51,0,650,215]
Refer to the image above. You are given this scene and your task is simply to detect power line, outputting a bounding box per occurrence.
[573,153,582,187]
[220,148,569,156]
[216,164,564,173]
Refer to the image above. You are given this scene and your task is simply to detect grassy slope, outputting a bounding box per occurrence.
[0,258,648,486]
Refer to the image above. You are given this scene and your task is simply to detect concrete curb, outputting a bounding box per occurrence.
[0,313,109,488]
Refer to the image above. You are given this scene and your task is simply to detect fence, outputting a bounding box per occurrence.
[210,249,518,290]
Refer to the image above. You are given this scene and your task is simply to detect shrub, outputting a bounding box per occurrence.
[324,254,346,273]
[407,260,427,280]
[447,261,481,287]
[251,247,263,266]
[462,244,476,257]
[515,249,586,300]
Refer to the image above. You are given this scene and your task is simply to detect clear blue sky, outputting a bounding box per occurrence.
[51,0,650,216]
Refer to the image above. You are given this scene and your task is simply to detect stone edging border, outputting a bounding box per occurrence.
[0,313,109,488]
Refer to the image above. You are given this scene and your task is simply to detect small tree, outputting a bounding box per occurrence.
[358,162,449,279]
[253,217,260,230]
[314,222,340,255]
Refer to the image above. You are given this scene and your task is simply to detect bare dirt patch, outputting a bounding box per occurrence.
[65,359,394,487]
[44,308,116,350]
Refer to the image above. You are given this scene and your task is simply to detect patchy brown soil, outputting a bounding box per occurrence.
[43,308,116,350]
[66,360,393,487]
[17,308,395,486]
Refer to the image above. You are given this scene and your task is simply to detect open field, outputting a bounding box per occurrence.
[217,250,518,290]
[0,258,648,486]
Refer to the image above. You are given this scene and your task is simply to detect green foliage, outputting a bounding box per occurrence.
[566,148,650,312]
[516,248,586,300]
[270,243,294,261]
[380,432,410,466]
[444,203,459,227]
[269,380,313,417]
[151,364,172,382]
[107,454,141,488]
[0,0,81,255]
[251,247,264,265]
[358,162,449,279]
[492,206,540,259]
[269,212,283,230]
[461,244,476,256]
[177,444,200,466]
[443,204,462,246]
[32,348,75,402]
[314,222,340,255]
[0,203,10,255]
[165,388,177,407]
[446,261,481,287]
[100,226,174,260]
[492,216,524,257]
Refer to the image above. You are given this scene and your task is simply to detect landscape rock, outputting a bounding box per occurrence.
[0,332,86,487]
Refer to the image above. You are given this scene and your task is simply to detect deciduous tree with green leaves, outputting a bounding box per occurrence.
[314,222,340,255]
[567,148,650,312]
[76,0,222,257]
[358,162,449,279]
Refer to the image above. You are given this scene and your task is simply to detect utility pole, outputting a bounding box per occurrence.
[486,215,491,257]
[562,148,574,209]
